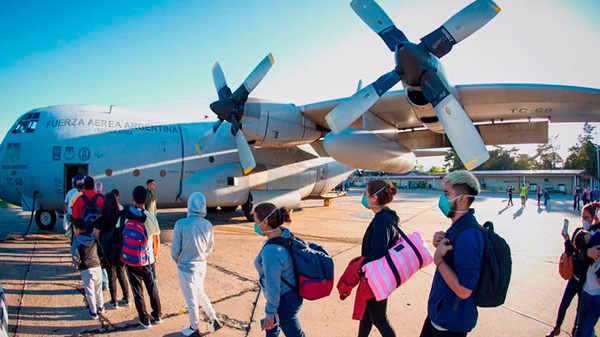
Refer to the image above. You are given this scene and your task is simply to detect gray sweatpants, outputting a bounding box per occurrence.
[81,266,103,314]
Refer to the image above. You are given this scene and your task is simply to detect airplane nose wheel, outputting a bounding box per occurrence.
[35,210,56,231]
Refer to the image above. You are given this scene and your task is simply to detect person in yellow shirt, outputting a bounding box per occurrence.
[520,184,528,208]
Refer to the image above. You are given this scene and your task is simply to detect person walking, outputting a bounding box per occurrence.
[544,189,550,207]
[254,203,306,337]
[507,185,513,207]
[120,186,162,328]
[171,192,222,336]
[64,173,84,240]
[357,179,399,337]
[93,193,131,308]
[537,186,543,206]
[145,179,157,216]
[420,170,485,337]
[574,186,582,211]
[520,184,527,208]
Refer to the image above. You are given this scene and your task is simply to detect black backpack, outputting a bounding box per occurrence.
[448,220,512,308]
[81,194,101,232]
[99,226,124,266]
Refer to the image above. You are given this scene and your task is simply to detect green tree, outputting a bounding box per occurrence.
[533,135,563,169]
[444,146,535,171]
[444,148,464,171]
[428,166,446,174]
[564,123,598,178]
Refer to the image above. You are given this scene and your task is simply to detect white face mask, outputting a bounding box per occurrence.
[583,220,591,231]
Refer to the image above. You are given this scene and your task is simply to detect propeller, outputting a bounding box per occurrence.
[325,0,499,170]
[199,53,274,175]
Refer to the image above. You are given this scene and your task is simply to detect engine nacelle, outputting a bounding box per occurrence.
[242,100,321,147]
[323,129,416,174]
[405,86,444,133]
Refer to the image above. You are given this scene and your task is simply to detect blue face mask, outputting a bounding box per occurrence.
[254,223,264,236]
[438,194,452,217]
[361,194,370,209]
[438,194,473,217]
[362,185,387,209]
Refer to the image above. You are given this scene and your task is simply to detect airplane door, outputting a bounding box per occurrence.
[64,164,88,197]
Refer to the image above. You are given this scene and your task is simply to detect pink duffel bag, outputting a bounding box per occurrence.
[362,220,433,301]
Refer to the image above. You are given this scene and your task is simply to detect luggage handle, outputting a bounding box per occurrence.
[382,212,424,268]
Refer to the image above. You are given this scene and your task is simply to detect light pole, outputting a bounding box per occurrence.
[594,144,600,189]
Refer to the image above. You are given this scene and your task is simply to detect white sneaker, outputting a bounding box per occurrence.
[181,327,197,336]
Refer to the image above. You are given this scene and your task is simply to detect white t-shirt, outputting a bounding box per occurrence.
[64,188,79,215]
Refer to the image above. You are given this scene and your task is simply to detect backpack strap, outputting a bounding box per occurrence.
[381,212,424,268]
[265,235,299,293]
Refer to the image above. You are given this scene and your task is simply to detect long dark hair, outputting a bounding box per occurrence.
[102,192,121,225]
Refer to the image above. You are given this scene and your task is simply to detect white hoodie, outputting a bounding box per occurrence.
[171,192,214,273]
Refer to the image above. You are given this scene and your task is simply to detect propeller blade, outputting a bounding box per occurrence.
[234,129,256,175]
[230,118,256,175]
[232,53,275,103]
[420,70,489,170]
[212,62,232,100]
[325,70,401,134]
[197,120,223,154]
[420,0,500,58]
[350,0,408,52]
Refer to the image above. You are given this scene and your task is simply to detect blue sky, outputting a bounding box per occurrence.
[1,0,599,168]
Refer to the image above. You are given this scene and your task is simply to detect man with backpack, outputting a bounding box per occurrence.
[120,186,162,329]
[71,176,104,234]
[421,170,502,337]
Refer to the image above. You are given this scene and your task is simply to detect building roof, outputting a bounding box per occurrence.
[434,169,588,177]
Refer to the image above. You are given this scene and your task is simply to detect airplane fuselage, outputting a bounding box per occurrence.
[0,105,352,222]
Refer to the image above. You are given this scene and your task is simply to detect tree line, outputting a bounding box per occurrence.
[429,123,598,177]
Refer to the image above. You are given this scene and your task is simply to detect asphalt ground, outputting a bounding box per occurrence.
[0,189,598,337]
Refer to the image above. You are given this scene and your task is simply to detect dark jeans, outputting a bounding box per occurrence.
[575,291,600,337]
[574,196,580,210]
[105,262,130,303]
[555,278,581,328]
[126,264,161,323]
[419,316,467,337]
[266,290,305,337]
[508,195,513,206]
[358,298,396,337]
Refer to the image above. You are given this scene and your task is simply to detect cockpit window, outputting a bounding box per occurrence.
[11,112,40,134]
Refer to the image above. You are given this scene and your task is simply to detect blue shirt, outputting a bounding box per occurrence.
[427,210,484,332]
[254,227,296,321]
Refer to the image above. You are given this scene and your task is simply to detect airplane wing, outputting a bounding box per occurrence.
[301,83,600,132]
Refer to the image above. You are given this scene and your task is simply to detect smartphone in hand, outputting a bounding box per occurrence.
[562,218,569,236]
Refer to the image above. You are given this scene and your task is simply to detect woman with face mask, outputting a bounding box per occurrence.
[358,180,399,337]
[253,203,305,337]
[546,203,597,337]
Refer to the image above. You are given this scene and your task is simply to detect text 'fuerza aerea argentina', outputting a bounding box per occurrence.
[45,118,180,134]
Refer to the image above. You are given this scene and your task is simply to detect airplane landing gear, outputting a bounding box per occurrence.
[242,194,253,222]
[35,210,56,231]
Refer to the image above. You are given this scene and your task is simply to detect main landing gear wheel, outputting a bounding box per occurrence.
[242,194,253,222]
[35,210,56,231]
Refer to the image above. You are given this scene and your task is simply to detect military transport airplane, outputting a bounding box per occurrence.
[1,0,600,230]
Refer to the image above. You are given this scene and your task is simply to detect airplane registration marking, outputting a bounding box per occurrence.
[509,108,553,114]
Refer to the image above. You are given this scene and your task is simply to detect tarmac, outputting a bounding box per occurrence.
[0,189,598,337]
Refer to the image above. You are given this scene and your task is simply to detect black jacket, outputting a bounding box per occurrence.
[71,233,102,270]
[94,212,120,239]
[361,207,400,265]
